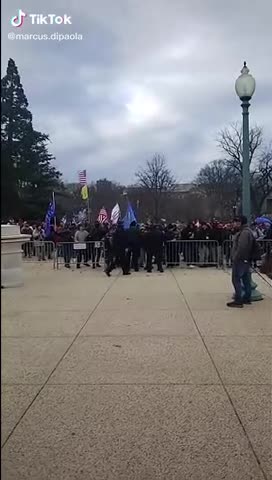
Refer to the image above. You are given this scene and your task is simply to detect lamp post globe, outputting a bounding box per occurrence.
[235,61,256,221]
[235,62,256,100]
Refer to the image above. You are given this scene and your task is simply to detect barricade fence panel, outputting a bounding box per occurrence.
[21,239,271,271]
[22,241,55,267]
[56,241,105,269]
[221,240,233,268]
[258,239,272,255]
[165,240,220,267]
[222,239,272,267]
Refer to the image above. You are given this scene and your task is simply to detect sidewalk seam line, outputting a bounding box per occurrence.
[171,269,268,480]
[1,275,120,450]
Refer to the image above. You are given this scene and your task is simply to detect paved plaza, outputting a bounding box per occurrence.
[1,264,272,480]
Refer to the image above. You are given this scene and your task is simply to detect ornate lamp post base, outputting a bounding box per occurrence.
[249,274,263,301]
[232,271,263,302]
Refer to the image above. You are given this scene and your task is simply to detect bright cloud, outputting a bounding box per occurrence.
[1,0,272,184]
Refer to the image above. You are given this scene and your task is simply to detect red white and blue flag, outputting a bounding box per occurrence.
[97,207,108,224]
[78,170,87,185]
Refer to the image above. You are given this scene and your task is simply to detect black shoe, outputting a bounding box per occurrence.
[158,269,164,273]
[84,263,90,267]
[76,265,80,269]
[123,272,131,275]
[227,301,243,308]
[96,263,101,268]
[147,270,152,273]
[65,264,71,269]
[105,270,111,277]
[92,265,96,269]
[243,299,252,305]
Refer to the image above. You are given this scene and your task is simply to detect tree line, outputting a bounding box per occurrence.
[1,59,62,220]
[1,58,271,223]
[196,124,272,218]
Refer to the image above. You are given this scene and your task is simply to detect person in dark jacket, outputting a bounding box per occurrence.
[110,222,130,275]
[181,223,196,264]
[144,225,164,273]
[58,226,74,268]
[165,225,177,266]
[127,221,141,271]
[227,216,254,308]
[104,230,115,277]
[88,221,104,268]
[196,223,210,266]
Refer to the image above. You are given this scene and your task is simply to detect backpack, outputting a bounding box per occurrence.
[260,251,272,276]
[250,236,262,261]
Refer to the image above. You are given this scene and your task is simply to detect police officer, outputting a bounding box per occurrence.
[112,221,130,275]
[144,224,164,273]
[127,221,141,272]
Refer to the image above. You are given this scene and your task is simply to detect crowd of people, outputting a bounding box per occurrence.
[11,217,272,274]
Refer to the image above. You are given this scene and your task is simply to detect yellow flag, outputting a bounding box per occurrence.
[81,185,88,200]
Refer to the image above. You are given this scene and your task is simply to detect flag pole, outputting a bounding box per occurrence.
[87,187,91,225]
[52,191,57,230]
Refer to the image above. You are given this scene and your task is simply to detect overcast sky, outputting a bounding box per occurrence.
[2,0,272,184]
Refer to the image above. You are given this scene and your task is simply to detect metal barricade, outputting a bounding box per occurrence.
[165,240,220,267]
[222,240,233,268]
[222,239,272,267]
[21,241,56,268]
[257,239,272,256]
[56,241,105,269]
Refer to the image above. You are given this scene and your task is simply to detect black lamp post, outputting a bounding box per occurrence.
[235,62,262,301]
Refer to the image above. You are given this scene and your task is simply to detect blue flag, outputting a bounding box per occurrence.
[45,201,56,237]
[123,202,137,229]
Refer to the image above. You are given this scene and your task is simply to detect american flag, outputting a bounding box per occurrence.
[97,207,108,224]
[110,203,121,225]
[78,170,87,185]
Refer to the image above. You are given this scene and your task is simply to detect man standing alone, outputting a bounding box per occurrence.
[227,216,254,308]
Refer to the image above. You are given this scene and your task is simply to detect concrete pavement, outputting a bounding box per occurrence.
[1,264,272,479]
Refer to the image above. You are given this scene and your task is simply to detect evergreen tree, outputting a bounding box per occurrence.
[1,58,62,220]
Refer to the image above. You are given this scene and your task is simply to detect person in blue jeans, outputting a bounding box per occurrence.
[231,260,251,306]
[227,216,254,308]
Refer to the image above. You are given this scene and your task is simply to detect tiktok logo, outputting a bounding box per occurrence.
[10,9,27,27]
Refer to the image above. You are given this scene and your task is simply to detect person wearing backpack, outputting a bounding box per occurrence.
[227,216,256,308]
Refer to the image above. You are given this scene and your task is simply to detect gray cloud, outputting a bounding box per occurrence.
[2,0,272,184]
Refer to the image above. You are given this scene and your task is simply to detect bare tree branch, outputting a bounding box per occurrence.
[135,153,176,220]
[251,145,272,212]
[214,122,271,214]
[195,159,240,218]
[217,122,263,175]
